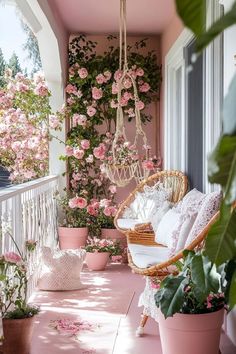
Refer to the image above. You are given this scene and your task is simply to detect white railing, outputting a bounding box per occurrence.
[0,175,59,297]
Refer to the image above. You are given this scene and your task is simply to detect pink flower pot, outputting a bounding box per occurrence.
[58,227,88,249]
[85,252,110,271]
[158,308,224,354]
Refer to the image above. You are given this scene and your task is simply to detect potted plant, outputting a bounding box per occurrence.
[154,250,226,354]
[84,237,122,271]
[58,195,89,249]
[0,235,39,354]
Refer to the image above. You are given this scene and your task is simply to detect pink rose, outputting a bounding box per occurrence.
[65,145,74,156]
[109,185,117,194]
[136,68,144,76]
[81,139,90,150]
[96,74,105,84]
[136,100,145,110]
[112,82,119,94]
[120,96,128,107]
[142,160,154,170]
[103,206,112,216]
[4,252,22,264]
[78,68,88,79]
[73,114,87,127]
[73,148,84,159]
[86,154,94,163]
[92,87,103,100]
[114,69,123,82]
[34,83,49,96]
[123,92,132,101]
[65,84,77,95]
[49,115,60,129]
[93,143,106,159]
[87,204,98,216]
[104,71,112,81]
[139,82,150,92]
[69,196,87,209]
[123,78,132,89]
[87,106,96,117]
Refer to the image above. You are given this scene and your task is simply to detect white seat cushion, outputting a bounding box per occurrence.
[117,218,140,230]
[128,244,170,268]
[38,247,86,291]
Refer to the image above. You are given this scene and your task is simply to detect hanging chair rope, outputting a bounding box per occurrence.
[105,0,149,187]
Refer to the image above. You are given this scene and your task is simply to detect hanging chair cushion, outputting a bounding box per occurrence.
[116,218,141,230]
[155,189,206,251]
[123,182,171,222]
[38,247,86,291]
[128,244,170,268]
[150,201,173,233]
[185,191,222,246]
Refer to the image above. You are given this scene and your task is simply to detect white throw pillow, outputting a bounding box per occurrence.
[173,212,198,253]
[151,201,173,233]
[185,191,222,247]
[123,182,171,222]
[155,209,182,248]
[38,247,86,291]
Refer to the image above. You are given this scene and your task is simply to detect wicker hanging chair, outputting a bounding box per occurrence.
[114,170,188,234]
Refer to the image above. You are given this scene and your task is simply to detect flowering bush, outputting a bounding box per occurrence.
[0,70,62,183]
[0,232,39,319]
[154,251,226,318]
[84,237,122,256]
[58,195,90,228]
[59,35,161,233]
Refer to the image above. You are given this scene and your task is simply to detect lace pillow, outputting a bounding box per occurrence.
[176,188,205,215]
[185,191,222,247]
[38,247,86,291]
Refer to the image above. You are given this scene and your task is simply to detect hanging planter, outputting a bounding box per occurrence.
[103,0,151,187]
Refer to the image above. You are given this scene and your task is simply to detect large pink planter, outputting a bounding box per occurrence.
[85,252,110,271]
[58,227,88,249]
[158,308,224,354]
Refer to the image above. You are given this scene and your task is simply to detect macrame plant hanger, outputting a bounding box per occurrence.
[104,0,149,187]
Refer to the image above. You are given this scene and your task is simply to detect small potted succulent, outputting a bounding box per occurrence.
[84,237,122,271]
[154,250,227,354]
[0,235,39,354]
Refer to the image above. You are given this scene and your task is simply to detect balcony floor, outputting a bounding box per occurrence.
[30,263,236,354]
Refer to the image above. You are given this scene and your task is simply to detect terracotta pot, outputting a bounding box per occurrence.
[85,252,110,271]
[58,227,88,249]
[158,308,224,354]
[2,316,34,354]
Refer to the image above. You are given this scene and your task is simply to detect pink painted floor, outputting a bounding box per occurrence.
[30,263,236,354]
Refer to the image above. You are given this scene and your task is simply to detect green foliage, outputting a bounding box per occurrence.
[8,52,22,77]
[4,305,39,319]
[175,0,206,36]
[0,47,6,87]
[155,251,224,318]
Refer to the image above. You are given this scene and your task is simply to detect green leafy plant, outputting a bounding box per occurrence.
[175,0,236,311]
[0,232,39,319]
[155,250,225,318]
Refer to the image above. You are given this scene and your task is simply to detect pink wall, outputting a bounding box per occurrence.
[69,35,161,203]
[159,14,184,161]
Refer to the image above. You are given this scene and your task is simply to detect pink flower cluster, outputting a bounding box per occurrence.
[4,252,22,264]
[68,196,87,209]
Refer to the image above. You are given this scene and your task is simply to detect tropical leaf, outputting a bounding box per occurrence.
[205,203,236,265]
[175,0,206,36]
[195,2,236,52]
[224,260,236,308]
[229,269,236,309]
[208,135,236,204]
[191,254,220,303]
[154,275,187,318]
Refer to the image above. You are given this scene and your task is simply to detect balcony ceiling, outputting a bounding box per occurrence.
[50,0,176,35]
